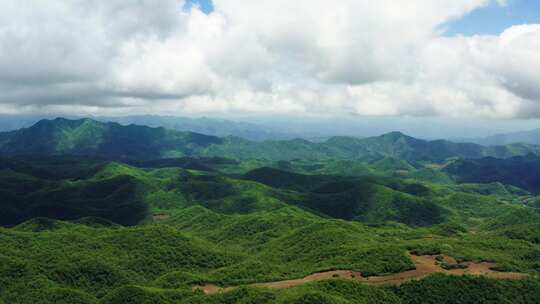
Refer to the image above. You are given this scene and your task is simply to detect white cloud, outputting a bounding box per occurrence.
[0,0,538,119]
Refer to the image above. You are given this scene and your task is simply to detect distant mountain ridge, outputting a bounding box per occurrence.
[0,114,289,141]
[457,128,540,146]
[0,118,223,160]
[445,155,540,194]
[1,118,540,162]
[98,115,289,141]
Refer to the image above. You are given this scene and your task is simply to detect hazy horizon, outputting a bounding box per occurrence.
[1,113,539,141]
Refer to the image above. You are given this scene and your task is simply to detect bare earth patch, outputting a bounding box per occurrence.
[153,214,170,221]
[193,254,528,295]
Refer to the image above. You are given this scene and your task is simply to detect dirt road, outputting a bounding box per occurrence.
[193,254,528,295]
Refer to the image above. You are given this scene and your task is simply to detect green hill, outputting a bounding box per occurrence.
[243,167,446,226]
[1,118,540,162]
[0,166,148,226]
[445,155,540,194]
[0,157,446,228]
[370,156,415,174]
[0,118,222,160]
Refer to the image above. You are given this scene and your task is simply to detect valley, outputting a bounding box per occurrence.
[1,119,540,303]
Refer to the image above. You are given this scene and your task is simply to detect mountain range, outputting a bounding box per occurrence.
[457,128,540,146]
[3,118,540,303]
[0,114,288,141]
[98,115,289,141]
[1,118,540,162]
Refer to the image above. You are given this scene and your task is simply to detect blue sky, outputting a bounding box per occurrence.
[446,0,540,36]
[184,0,213,14]
[186,0,540,36]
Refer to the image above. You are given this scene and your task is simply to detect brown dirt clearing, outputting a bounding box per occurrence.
[193,254,528,295]
[152,214,170,221]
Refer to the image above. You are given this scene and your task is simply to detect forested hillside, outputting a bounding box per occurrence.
[1,155,540,303]
[2,120,540,303]
[1,118,540,162]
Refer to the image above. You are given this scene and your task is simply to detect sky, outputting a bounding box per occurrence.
[186,0,540,37]
[1,0,540,131]
[447,0,540,35]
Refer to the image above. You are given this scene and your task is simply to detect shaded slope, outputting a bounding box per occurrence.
[0,171,147,227]
[243,167,447,226]
[445,155,540,194]
[0,156,447,228]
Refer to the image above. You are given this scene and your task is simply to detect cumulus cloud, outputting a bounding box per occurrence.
[0,0,538,118]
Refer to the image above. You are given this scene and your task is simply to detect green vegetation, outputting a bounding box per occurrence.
[392,274,540,304]
[0,157,147,226]
[1,156,539,302]
[0,118,222,160]
[2,118,540,162]
[2,120,540,303]
[446,155,540,194]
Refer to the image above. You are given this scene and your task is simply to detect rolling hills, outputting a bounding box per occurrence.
[0,156,447,228]
[2,155,540,303]
[2,119,540,303]
[1,118,540,162]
